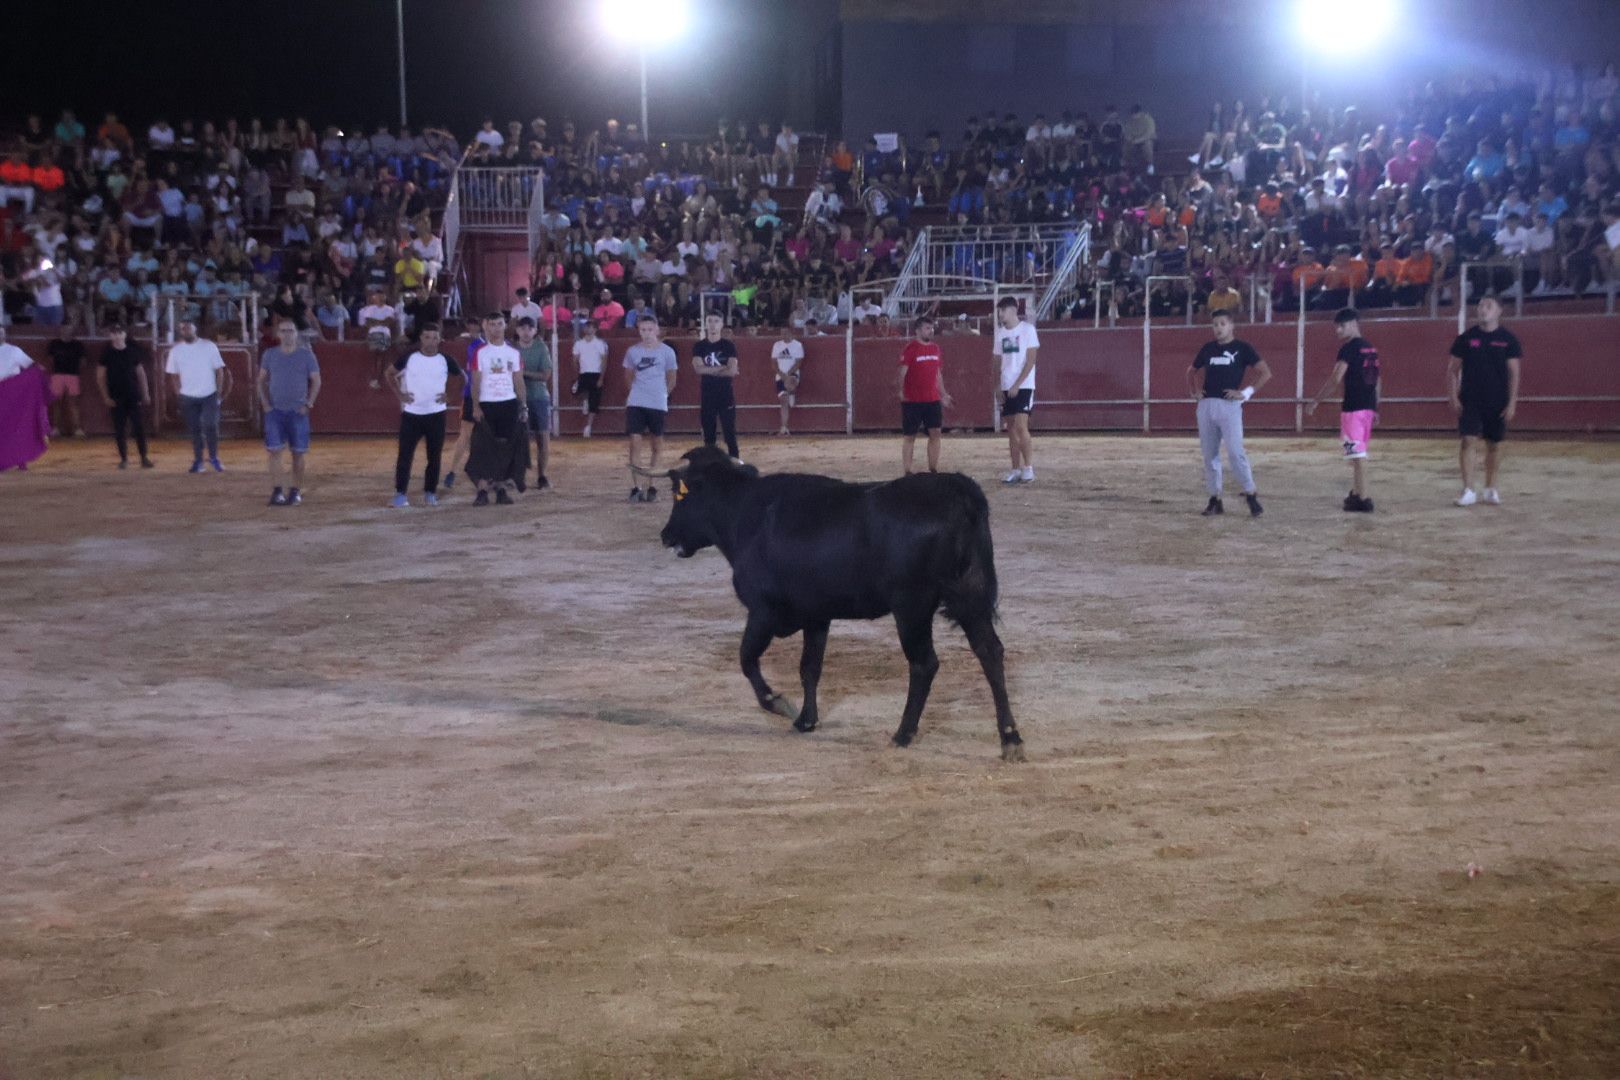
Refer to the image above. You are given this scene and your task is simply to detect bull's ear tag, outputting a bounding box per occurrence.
[676,479,688,501]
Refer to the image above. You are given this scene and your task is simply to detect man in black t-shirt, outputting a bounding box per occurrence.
[691,311,741,459]
[95,324,154,469]
[1447,294,1522,507]
[1307,309,1381,512]
[1187,310,1271,516]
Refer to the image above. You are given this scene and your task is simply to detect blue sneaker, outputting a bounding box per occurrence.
[188,460,205,474]
[424,493,440,507]
[210,457,225,473]
[389,493,410,508]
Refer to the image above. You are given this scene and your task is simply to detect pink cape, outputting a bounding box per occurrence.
[0,365,50,471]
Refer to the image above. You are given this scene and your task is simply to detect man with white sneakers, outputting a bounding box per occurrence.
[1447,294,1522,507]
[992,296,1038,484]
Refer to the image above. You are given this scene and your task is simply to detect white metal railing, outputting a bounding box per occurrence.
[526,171,547,274]
[157,294,256,344]
[1034,223,1093,320]
[886,233,929,316]
[886,223,1089,318]
[455,167,544,232]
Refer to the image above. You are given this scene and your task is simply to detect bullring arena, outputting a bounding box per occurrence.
[7,0,1620,1070]
[4,409,1619,1076]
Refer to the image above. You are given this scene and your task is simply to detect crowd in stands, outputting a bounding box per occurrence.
[4,60,1617,341]
[0,110,457,343]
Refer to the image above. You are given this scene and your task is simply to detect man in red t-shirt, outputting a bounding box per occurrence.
[897,315,953,474]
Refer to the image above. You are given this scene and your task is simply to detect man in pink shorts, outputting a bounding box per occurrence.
[44,320,88,439]
[1307,308,1381,512]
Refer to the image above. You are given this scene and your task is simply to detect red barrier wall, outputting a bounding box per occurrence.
[13,314,1618,439]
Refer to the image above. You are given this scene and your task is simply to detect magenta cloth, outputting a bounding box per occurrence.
[0,365,50,471]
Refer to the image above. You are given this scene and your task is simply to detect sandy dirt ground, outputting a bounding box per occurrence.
[2,430,1618,1080]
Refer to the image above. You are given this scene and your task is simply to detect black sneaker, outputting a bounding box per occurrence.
[536,474,551,490]
[1352,496,1374,513]
[643,486,657,503]
[1200,496,1224,516]
[269,487,287,506]
[1343,492,1361,512]
[473,489,490,506]
[629,487,644,503]
[118,459,129,470]
[1245,493,1263,517]
[442,472,456,491]
[287,488,302,506]
[495,487,514,505]
[140,457,155,469]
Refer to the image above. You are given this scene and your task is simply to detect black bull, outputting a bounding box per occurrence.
[655,447,1024,761]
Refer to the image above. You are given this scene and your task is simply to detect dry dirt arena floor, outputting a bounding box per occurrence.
[2,432,1618,1080]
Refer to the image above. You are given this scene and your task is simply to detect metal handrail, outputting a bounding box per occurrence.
[1034,223,1093,320]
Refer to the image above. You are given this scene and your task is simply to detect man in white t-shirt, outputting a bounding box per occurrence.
[163,319,230,472]
[771,324,805,435]
[571,319,609,438]
[474,119,504,150]
[510,287,543,327]
[357,288,398,388]
[992,296,1039,484]
[386,321,462,507]
[466,312,526,506]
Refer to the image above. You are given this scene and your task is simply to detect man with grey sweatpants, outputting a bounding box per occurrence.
[1187,310,1271,516]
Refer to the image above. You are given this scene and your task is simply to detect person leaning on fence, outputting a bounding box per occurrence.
[1188,309,1270,517]
[164,319,229,473]
[571,319,609,439]
[96,324,154,470]
[771,323,804,436]
[358,288,398,389]
[257,318,322,506]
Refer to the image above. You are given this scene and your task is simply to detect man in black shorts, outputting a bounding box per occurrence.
[1447,294,1522,507]
[897,316,953,473]
[692,310,741,459]
[622,318,679,502]
[992,296,1038,483]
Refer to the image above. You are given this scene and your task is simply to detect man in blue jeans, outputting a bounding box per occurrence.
[256,318,322,506]
[164,319,230,472]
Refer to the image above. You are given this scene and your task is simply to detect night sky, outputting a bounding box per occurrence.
[11,0,803,141]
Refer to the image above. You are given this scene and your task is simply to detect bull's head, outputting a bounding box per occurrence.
[659,447,757,558]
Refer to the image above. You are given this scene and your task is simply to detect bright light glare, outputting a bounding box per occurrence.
[1297,0,1397,55]
[602,0,689,44]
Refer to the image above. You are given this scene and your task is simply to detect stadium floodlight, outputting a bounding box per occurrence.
[1296,0,1398,56]
[601,0,692,141]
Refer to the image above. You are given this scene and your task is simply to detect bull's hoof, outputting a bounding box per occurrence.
[762,694,798,720]
[1000,741,1027,763]
[793,715,818,733]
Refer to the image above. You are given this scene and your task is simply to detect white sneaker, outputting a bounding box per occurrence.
[1020,466,1035,483]
[1483,487,1502,505]
[1003,470,1024,485]
[1455,488,1478,507]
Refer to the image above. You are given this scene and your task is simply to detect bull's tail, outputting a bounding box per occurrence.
[939,477,999,628]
